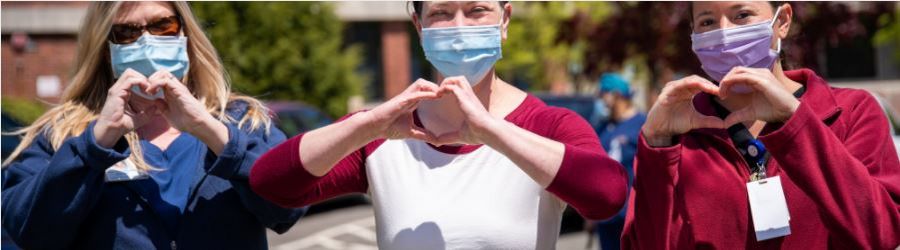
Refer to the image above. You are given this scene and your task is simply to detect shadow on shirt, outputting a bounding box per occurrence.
[390,221,446,249]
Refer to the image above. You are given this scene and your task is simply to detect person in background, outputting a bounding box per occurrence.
[591,73,646,250]
[623,1,900,249]
[1,2,305,249]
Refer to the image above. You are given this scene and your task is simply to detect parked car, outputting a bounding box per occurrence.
[535,94,608,129]
[266,101,335,137]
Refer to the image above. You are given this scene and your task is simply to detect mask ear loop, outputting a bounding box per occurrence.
[770,7,783,24]
[771,7,783,53]
[775,37,782,53]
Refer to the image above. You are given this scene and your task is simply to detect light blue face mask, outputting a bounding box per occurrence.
[421,13,503,86]
[109,33,189,99]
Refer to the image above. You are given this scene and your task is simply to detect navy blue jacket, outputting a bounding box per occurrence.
[2,102,306,249]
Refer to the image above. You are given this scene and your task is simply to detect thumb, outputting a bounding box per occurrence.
[692,113,726,129]
[432,131,461,147]
[724,107,755,127]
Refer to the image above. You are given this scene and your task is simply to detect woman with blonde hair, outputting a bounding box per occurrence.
[1,2,305,249]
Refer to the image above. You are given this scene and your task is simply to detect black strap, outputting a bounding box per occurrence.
[710,86,806,173]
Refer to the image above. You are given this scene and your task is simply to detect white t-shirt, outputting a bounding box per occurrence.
[366,139,566,249]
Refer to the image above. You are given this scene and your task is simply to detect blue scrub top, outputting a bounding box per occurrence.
[598,112,646,221]
[2,101,307,249]
[140,133,203,234]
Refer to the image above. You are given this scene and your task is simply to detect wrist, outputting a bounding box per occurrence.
[351,111,384,141]
[642,128,674,147]
[194,116,229,145]
[777,98,801,122]
[93,121,123,148]
[475,116,505,145]
[184,113,214,135]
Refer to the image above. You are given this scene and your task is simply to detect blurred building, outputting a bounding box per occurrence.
[1,1,425,104]
[1,1,88,104]
[2,2,899,111]
[334,1,425,101]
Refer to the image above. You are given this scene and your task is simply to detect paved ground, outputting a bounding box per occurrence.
[267,205,593,250]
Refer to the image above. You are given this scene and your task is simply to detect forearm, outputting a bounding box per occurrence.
[193,117,230,155]
[482,118,564,187]
[300,112,379,176]
[482,117,627,219]
[251,127,372,208]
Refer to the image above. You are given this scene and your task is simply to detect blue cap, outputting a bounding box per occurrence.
[598,73,631,98]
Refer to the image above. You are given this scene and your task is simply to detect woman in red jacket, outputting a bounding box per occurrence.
[624,1,900,249]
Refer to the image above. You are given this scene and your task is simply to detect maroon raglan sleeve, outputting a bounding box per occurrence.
[535,106,629,220]
[250,113,380,208]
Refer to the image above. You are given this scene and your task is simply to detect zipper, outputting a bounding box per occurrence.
[705,133,759,181]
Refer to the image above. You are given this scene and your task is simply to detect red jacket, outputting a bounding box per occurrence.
[623,69,900,249]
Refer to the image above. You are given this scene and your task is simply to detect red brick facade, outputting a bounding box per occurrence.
[2,34,78,103]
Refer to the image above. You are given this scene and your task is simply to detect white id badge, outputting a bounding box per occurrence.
[105,158,149,182]
[746,176,791,241]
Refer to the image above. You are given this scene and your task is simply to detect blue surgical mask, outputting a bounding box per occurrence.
[110,34,189,99]
[421,13,503,85]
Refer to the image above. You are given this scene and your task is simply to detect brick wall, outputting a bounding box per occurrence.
[1,1,87,104]
[1,34,78,103]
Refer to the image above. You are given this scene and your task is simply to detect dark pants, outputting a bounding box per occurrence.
[595,216,624,250]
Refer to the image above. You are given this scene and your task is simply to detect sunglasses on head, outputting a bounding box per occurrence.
[109,15,182,44]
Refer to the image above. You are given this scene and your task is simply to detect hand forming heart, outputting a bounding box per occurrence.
[642,67,800,147]
[430,76,497,146]
[94,69,157,148]
[362,76,500,146]
[144,70,219,136]
[717,67,800,127]
[363,78,443,142]
[94,68,222,148]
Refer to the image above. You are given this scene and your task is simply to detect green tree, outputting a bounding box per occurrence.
[1,97,47,124]
[191,2,367,117]
[874,6,900,62]
[496,2,613,91]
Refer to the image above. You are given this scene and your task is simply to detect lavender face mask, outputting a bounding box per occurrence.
[691,7,782,83]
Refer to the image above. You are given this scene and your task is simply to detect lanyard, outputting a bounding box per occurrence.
[711,86,806,181]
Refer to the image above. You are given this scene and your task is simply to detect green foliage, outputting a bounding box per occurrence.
[191,2,367,117]
[497,2,613,91]
[1,97,47,124]
[874,7,900,62]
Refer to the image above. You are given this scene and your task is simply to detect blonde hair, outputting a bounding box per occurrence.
[3,2,271,171]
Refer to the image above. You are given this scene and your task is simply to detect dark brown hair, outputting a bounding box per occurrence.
[688,1,790,67]
[689,1,784,23]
